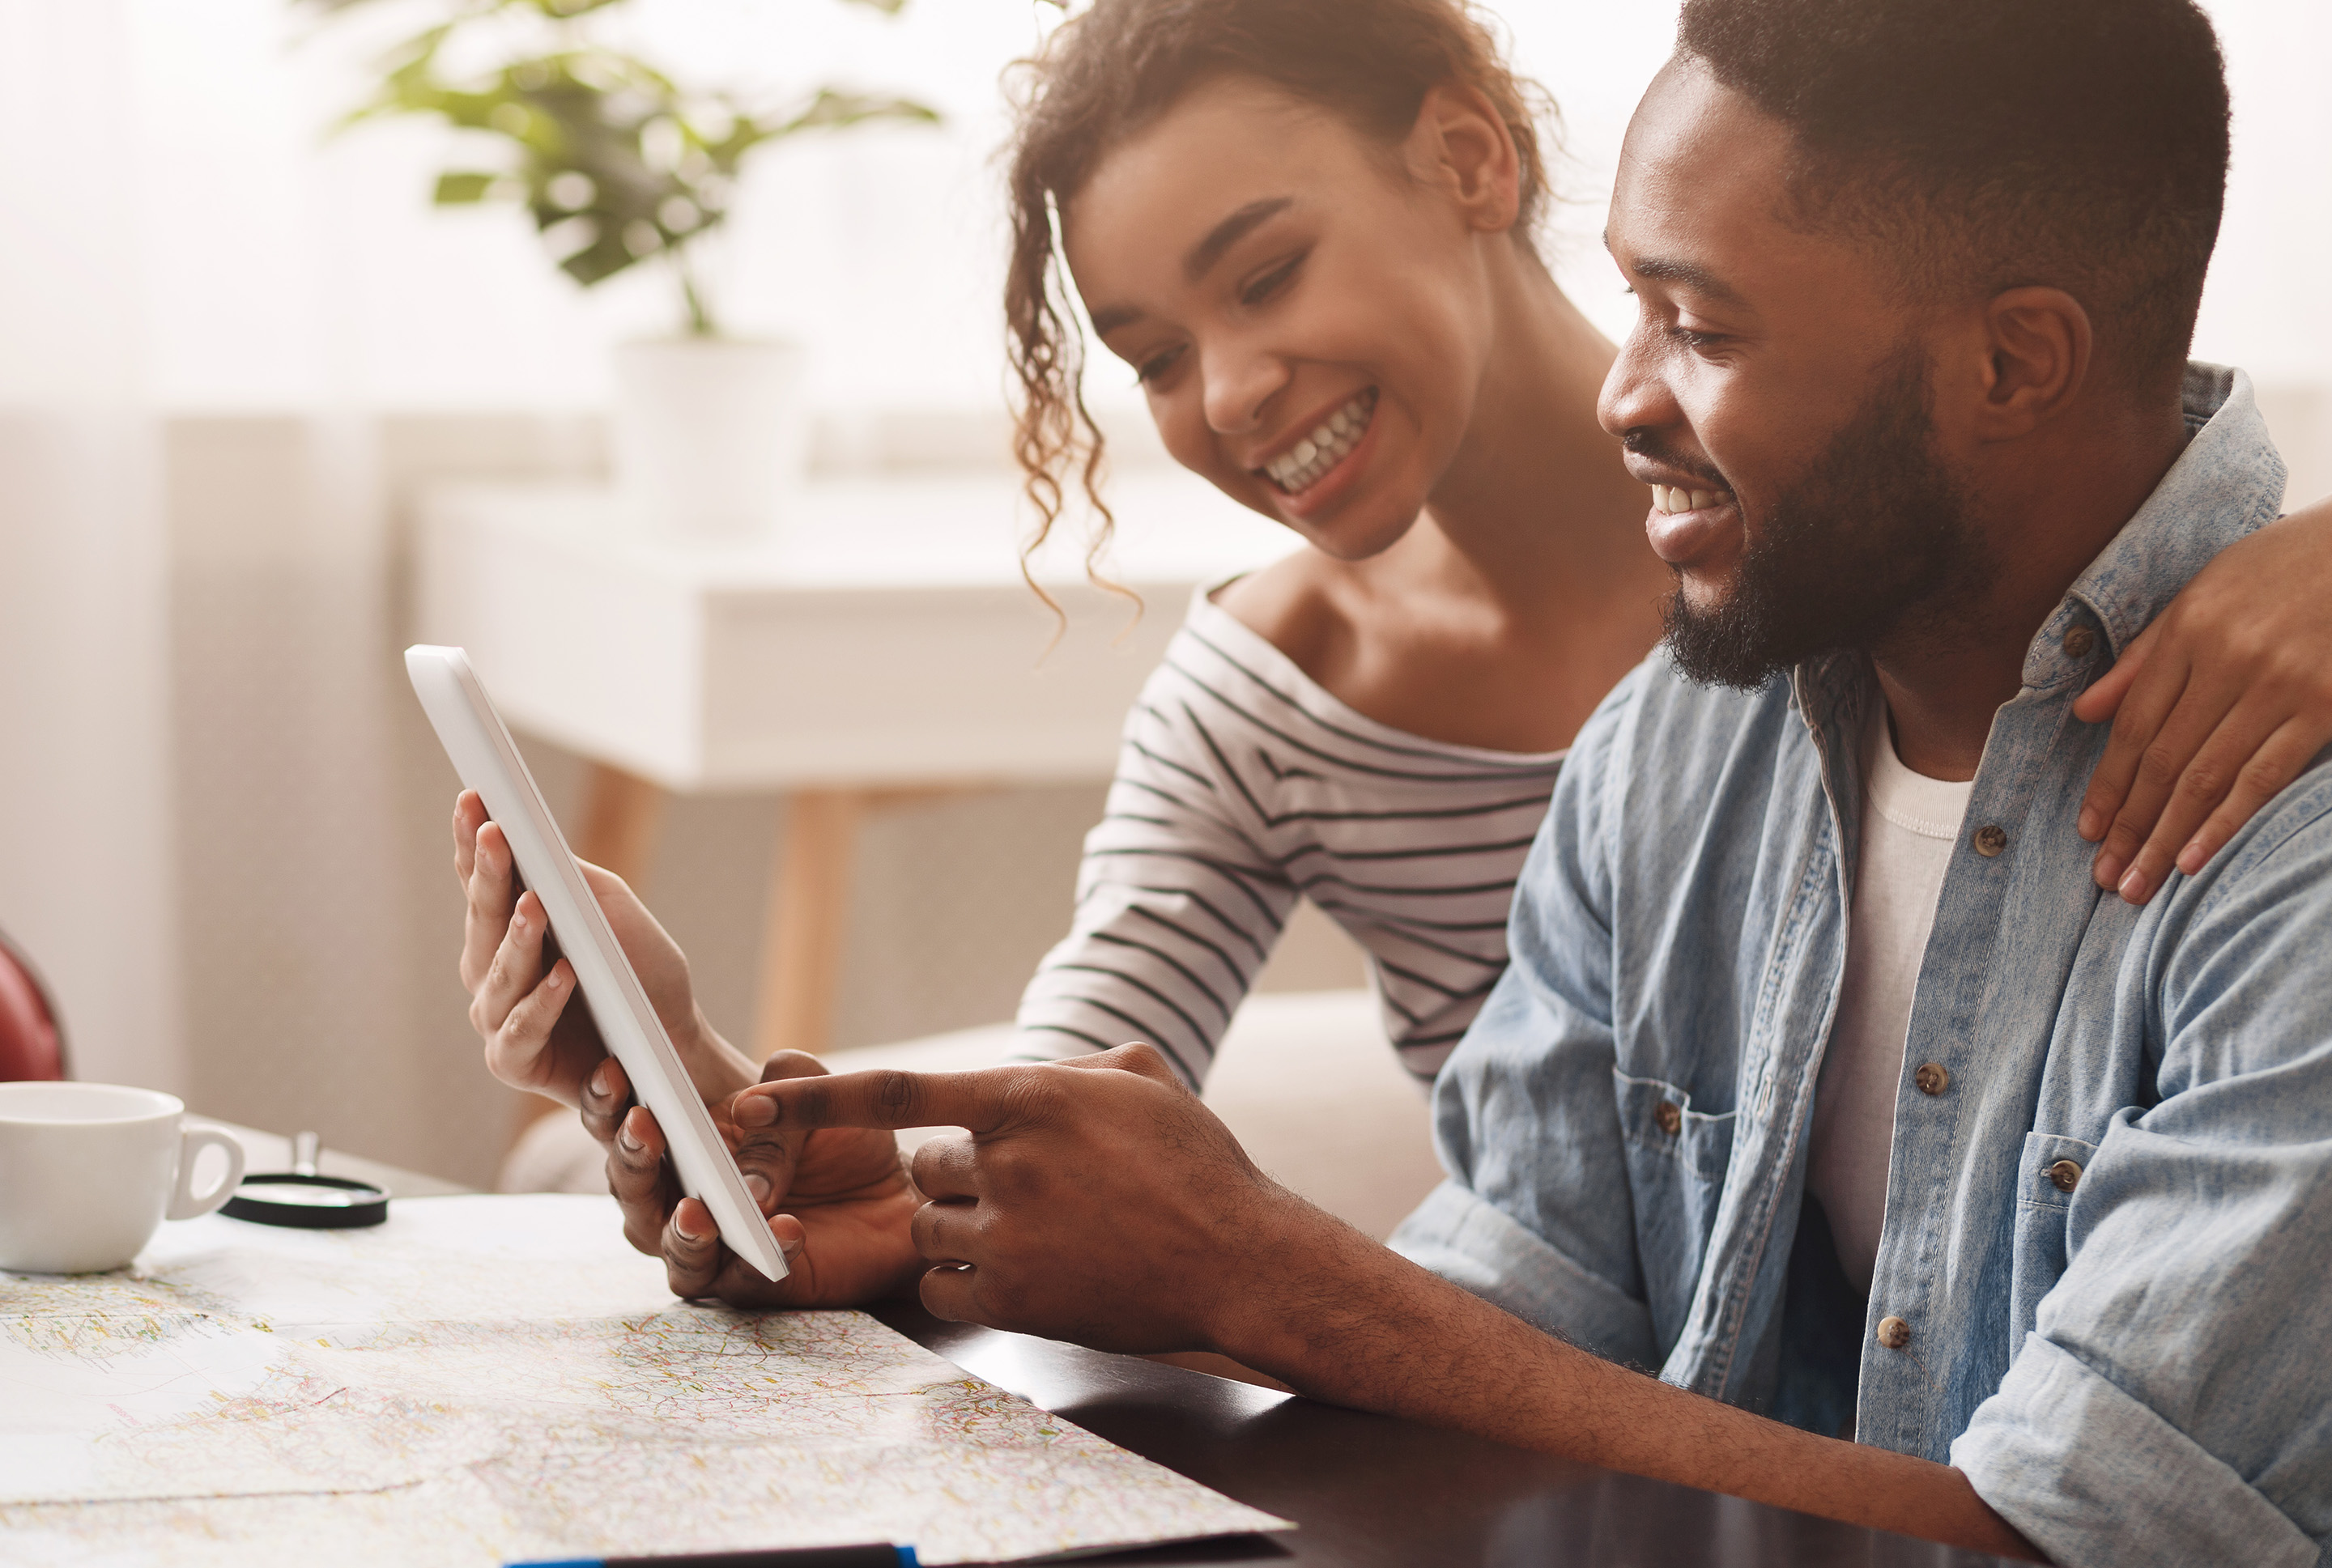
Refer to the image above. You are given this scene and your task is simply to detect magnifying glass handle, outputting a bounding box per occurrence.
[293,1130,321,1178]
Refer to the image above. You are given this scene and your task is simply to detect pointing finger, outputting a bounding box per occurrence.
[734,1064,1040,1138]
[1049,1041,1187,1087]
[731,1045,1178,1138]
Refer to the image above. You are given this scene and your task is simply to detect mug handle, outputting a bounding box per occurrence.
[168,1124,247,1221]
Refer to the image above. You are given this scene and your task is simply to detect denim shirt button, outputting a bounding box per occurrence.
[2063,625,2098,658]
[1973,824,2009,857]
[1914,1061,1949,1095]
[2049,1159,2083,1193]
[1655,1101,1683,1137]
[1877,1315,1912,1350]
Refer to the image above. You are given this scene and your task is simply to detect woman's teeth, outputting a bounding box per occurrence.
[1263,389,1377,493]
[1650,483,1731,515]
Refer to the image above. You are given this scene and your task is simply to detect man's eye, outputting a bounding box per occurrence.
[1239,253,1304,308]
[1137,345,1186,384]
[1667,324,1726,351]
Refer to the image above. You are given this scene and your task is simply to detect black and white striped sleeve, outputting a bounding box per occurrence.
[1011,665,1297,1088]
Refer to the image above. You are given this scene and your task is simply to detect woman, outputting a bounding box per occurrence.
[453,0,2332,1302]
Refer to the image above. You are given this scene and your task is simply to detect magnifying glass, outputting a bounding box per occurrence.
[223,1131,389,1230]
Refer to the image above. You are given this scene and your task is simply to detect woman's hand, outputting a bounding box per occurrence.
[598,1050,925,1307]
[452,789,755,1107]
[2076,496,2332,904]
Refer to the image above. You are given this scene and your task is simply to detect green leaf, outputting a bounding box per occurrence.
[767,89,940,138]
[557,228,645,287]
[432,170,504,204]
[311,0,942,309]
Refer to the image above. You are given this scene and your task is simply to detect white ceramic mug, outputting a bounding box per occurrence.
[0,1082,245,1273]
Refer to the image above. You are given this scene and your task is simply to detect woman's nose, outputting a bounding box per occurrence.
[1201,339,1290,437]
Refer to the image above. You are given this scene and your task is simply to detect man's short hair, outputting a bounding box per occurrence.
[1676,0,2230,391]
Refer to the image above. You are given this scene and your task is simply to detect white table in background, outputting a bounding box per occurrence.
[415,470,1291,1063]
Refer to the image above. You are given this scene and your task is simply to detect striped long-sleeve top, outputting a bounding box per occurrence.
[1015,588,1568,1086]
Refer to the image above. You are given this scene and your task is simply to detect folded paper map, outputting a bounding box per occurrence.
[0,1194,1288,1565]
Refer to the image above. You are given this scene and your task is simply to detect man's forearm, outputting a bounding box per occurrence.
[1218,1226,2042,1562]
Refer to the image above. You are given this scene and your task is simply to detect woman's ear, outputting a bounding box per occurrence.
[1404,83,1521,236]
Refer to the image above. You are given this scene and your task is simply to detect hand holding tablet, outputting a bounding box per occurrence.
[407,645,789,1283]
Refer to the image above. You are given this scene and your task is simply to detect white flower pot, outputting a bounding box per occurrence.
[611,337,811,544]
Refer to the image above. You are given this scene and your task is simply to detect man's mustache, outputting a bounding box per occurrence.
[1621,427,1730,490]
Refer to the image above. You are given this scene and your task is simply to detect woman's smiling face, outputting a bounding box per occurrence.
[1060,75,1513,560]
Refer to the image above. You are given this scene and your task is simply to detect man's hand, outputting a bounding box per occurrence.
[738,1046,2044,1561]
[452,788,752,1107]
[597,1050,925,1307]
[730,1043,1338,1354]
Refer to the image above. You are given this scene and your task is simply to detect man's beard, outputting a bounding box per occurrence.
[1659,345,1989,691]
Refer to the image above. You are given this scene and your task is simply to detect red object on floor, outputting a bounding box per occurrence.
[0,928,65,1081]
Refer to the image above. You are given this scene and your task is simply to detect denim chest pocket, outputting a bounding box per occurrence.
[1614,1069,1738,1342]
[2011,1130,2099,1342]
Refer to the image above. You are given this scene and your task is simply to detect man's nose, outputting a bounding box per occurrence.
[1597,325,1677,443]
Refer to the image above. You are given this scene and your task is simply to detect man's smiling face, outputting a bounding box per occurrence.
[1599,60,1989,687]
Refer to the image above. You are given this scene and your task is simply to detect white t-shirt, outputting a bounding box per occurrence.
[1807,703,1973,1296]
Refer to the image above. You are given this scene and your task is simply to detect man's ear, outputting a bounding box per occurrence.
[1971,287,2093,440]
[1404,83,1521,236]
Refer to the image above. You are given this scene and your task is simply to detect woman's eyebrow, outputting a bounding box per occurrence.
[1185,197,1294,283]
[1087,196,1298,338]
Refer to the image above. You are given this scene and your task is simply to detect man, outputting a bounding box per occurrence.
[578,0,2327,1560]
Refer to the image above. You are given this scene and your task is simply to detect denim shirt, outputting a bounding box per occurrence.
[1390,366,2330,1568]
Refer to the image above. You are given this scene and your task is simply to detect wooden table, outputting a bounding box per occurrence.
[415,473,1289,1064]
[883,1305,2012,1567]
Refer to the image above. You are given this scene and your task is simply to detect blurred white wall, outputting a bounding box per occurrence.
[0,2,182,1094]
[1,0,2325,1178]
[113,0,2332,426]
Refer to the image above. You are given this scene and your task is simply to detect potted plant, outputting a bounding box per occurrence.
[305,0,938,542]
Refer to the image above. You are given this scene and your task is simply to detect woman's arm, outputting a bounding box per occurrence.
[1010,645,1301,1086]
[2076,494,2332,903]
[600,637,1304,1305]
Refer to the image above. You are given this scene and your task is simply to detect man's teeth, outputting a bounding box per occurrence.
[1264,389,1377,493]
[1650,483,1731,515]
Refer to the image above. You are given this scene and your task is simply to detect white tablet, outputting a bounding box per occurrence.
[405,645,787,1282]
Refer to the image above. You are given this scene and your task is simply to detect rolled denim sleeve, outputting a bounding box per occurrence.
[1389,674,1658,1369]
[1953,784,2332,1568]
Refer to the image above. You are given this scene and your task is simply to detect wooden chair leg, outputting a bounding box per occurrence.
[752,788,871,1063]
[575,763,667,890]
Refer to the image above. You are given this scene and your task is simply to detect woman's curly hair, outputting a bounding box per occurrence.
[1002,0,1556,608]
